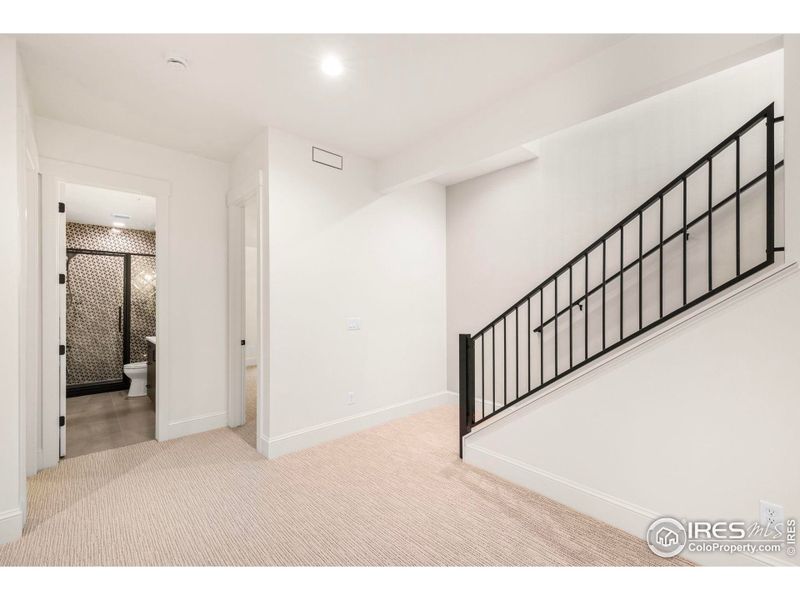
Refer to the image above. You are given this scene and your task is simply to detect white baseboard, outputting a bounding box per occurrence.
[464,443,797,567]
[465,443,657,538]
[165,410,228,441]
[263,390,457,459]
[0,507,23,546]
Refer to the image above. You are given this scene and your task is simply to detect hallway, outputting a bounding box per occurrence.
[0,404,687,566]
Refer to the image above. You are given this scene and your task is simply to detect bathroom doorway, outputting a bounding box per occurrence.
[62,183,158,458]
[38,159,170,469]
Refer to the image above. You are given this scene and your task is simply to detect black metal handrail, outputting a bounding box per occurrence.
[459,104,782,457]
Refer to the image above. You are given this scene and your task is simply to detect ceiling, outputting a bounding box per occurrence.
[64,183,156,231]
[17,34,627,162]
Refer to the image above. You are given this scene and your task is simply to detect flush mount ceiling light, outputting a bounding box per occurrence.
[320,55,344,78]
[165,55,189,71]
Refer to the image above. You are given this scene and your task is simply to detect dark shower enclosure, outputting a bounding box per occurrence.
[66,248,156,397]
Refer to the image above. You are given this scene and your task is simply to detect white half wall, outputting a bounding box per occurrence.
[266,128,448,456]
[34,117,230,439]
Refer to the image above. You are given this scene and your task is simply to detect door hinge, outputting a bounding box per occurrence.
[58,202,65,213]
[59,344,65,355]
[59,416,65,427]
[59,273,65,284]
[241,339,246,346]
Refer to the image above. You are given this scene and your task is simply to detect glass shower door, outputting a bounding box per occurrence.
[129,254,157,363]
[66,252,126,389]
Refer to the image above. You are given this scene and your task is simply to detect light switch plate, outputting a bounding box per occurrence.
[346,317,361,331]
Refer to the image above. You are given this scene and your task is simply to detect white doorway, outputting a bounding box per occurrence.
[39,159,171,469]
[60,184,157,458]
[227,171,266,451]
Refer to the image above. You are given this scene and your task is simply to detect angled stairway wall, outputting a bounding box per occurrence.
[463,263,800,566]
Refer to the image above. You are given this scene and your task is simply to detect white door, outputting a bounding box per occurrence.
[58,193,67,456]
[227,202,246,427]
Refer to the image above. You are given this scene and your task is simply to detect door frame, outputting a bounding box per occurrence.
[226,169,266,452]
[40,159,170,467]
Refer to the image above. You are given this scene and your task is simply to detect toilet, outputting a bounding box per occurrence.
[123,362,148,397]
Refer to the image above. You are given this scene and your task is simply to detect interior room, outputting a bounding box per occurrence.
[0,22,799,585]
[63,184,157,457]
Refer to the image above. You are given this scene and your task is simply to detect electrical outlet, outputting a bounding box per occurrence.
[347,392,355,406]
[346,317,361,331]
[760,500,784,530]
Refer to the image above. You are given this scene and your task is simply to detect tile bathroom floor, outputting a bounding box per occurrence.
[65,391,155,458]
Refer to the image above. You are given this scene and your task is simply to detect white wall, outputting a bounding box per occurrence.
[0,37,35,545]
[266,128,448,456]
[0,36,22,545]
[35,117,230,438]
[450,50,797,565]
[20,70,39,479]
[785,37,800,265]
[447,51,785,391]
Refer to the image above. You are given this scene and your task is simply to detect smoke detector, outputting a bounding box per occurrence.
[165,55,188,70]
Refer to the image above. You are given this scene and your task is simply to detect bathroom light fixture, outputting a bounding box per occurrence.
[112,221,126,228]
[320,55,344,78]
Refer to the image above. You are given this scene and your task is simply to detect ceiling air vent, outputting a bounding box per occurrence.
[312,147,343,170]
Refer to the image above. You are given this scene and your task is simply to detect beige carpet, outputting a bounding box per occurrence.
[0,401,690,566]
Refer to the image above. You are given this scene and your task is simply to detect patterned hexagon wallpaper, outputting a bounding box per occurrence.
[66,223,156,386]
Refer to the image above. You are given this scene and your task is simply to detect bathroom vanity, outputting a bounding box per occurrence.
[146,336,156,406]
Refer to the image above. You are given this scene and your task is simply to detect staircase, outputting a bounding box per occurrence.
[458,103,784,456]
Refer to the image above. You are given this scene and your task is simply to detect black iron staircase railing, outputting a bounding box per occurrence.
[459,104,784,457]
